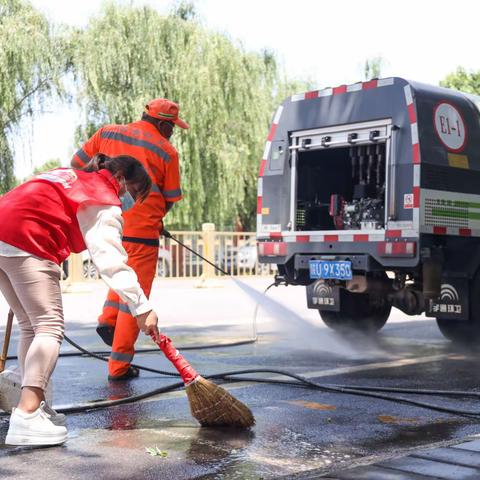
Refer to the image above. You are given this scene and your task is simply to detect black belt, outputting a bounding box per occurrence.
[122,236,159,247]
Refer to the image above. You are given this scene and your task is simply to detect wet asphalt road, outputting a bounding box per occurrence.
[1,278,480,479]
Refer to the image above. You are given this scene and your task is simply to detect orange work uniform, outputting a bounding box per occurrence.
[72,120,182,377]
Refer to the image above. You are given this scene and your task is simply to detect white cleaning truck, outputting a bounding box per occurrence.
[257,77,480,343]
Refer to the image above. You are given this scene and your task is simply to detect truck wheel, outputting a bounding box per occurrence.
[436,274,479,343]
[436,320,477,343]
[319,290,391,334]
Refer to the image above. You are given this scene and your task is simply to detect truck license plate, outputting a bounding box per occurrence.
[309,260,352,280]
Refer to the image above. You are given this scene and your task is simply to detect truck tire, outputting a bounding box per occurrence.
[436,274,479,343]
[319,289,391,334]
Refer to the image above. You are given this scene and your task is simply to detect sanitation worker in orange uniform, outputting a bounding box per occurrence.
[71,99,189,381]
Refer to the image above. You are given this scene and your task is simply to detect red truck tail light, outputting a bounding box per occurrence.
[378,241,416,257]
[258,241,287,256]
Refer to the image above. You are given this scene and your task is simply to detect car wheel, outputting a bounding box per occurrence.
[157,260,170,277]
[83,260,97,279]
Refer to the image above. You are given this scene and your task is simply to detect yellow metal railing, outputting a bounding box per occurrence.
[64,226,275,282]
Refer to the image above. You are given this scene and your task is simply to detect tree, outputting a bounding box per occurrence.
[33,158,61,175]
[73,3,299,230]
[440,67,480,95]
[364,56,384,81]
[0,0,70,193]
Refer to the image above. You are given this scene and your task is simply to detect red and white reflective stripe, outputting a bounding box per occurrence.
[291,78,394,102]
[404,84,421,233]
[258,234,418,257]
[257,241,287,257]
[281,232,388,242]
[404,85,421,165]
[256,177,263,232]
[257,177,263,198]
[257,105,284,235]
[420,225,480,237]
[277,230,423,242]
[259,105,284,178]
[378,241,416,257]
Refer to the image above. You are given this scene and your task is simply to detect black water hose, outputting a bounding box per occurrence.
[4,234,480,419]
[53,234,480,416]
[47,319,480,417]
[5,337,257,362]
[51,368,480,417]
[162,229,231,276]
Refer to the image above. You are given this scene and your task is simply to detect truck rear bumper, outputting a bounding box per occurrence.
[258,240,420,269]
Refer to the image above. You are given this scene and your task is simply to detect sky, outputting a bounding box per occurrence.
[12,0,480,178]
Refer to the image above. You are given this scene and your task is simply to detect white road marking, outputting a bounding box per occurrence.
[298,354,455,380]
[137,353,455,403]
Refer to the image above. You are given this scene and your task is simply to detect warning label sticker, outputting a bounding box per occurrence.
[404,193,414,209]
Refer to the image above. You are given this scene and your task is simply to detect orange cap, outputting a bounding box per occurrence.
[144,98,189,129]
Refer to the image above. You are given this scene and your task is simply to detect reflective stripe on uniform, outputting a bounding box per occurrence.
[110,351,134,363]
[100,131,171,163]
[103,300,131,314]
[162,188,182,199]
[75,148,91,165]
[151,184,161,193]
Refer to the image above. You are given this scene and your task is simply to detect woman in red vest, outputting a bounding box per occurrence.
[0,154,159,447]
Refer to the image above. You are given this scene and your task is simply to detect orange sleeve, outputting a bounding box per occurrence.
[161,149,183,203]
[71,128,103,168]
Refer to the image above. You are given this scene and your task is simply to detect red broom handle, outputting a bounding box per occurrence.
[150,333,199,385]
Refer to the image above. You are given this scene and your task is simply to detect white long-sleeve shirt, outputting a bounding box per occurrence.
[0,204,152,317]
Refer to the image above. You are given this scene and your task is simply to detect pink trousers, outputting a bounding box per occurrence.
[0,255,63,391]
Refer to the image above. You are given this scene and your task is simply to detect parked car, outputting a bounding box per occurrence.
[225,240,258,274]
[236,240,257,270]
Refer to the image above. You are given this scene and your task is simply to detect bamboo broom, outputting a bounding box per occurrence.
[0,309,14,373]
[150,333,255,428]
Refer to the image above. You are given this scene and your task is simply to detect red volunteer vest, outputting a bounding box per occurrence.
[0,168,121,264]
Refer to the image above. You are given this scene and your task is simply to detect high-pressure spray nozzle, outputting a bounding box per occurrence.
[274,275,288,287]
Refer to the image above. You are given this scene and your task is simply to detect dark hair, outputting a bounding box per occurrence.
[83,154,152,202]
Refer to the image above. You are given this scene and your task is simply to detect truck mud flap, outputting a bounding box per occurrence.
[306,280,340,312]
[426,277,469,321]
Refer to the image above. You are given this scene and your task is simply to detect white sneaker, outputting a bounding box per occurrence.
[42,402,66,426]
[5,402,67,446]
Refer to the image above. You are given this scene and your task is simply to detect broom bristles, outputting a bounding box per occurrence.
[186,376,255,428]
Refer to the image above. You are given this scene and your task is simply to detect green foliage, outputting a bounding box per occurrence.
[73,3,299,230]
[364,56,384,81]
[440,67,480,95]
[170,0,197,21]
[0,0,70,193]
[33,158,61,175]
[0,131,14,193]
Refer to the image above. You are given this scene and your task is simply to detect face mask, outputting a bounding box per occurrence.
[120,179,135,212]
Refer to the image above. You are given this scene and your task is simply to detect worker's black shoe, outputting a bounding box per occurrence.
[108,366,140,382]
[96,325,115,346]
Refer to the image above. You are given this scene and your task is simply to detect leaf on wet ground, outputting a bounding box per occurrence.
[145,446,169,457]
[287,400,337,411]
